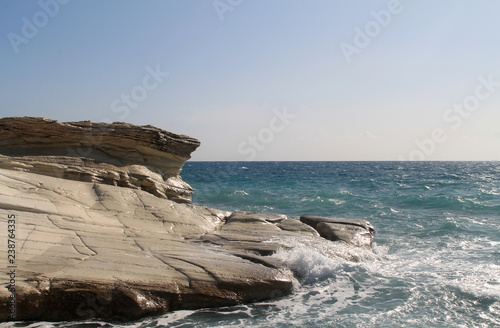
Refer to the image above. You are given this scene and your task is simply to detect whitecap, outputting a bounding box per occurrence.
[444,263,500,300]
[328,198,345,205]
[480,188,500,195]
[150,310,196,326]
[232,190,249,196]
[8,323,55,328]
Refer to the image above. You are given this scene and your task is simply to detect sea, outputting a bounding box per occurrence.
[10,162,500,328]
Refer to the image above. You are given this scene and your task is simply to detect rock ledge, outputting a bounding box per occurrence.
[0,117,200,203]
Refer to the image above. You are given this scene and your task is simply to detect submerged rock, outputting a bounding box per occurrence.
[0,117,376,322]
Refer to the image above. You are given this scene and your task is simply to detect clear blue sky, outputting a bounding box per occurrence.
[1,0,500,161]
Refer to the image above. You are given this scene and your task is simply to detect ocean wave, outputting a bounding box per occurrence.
[269,236,379,284]
[328,198,345,205]
[444,263,500,300]
[480,188,500,196]
[231,190,249,196]
[392,193,500,214]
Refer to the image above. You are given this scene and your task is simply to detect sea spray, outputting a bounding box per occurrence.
[268,235,379,284]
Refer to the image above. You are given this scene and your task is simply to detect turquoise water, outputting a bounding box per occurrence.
[14,162,500,327]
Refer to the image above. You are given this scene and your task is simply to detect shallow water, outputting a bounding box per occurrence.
[10,162,500,328]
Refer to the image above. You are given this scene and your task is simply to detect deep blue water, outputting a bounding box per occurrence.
[17,162,500,328]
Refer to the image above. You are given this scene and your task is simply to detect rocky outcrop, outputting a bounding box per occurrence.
[0,117,200,203]
[300,215,375,248]
[0,117,376,322]
[0,169,317,321]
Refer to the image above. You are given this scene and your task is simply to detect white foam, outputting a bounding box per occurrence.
[269,236,378,284]
[328,198,345,205]
[480,188,500,195]
[5,323,54,328]
[444,263,500,299]
[232,190,249,196]
[146,310,196,327]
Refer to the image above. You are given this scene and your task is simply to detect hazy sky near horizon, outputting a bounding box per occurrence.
[1,0,500,161]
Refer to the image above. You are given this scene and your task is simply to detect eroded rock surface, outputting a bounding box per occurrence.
[0,117,200,203]
[0,169,296,321]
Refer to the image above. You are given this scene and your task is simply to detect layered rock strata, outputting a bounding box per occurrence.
[0,117,375,322]
[0,117,199,203]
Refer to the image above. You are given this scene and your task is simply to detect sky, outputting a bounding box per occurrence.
[1,0,500,161]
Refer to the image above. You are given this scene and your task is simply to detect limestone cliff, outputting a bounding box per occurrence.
[0,117,200,203]
[0,117,375,322]
[0,169,313,321]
